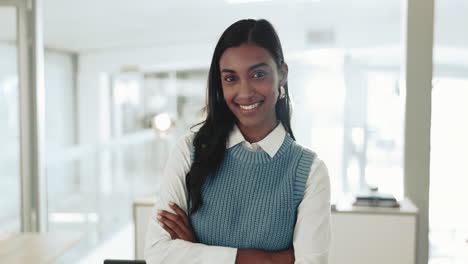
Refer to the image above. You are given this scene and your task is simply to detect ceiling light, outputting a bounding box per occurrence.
[153,113,172,132]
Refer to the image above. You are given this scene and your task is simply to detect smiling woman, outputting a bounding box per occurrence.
[145,19,331,264]
[220,44,288,142]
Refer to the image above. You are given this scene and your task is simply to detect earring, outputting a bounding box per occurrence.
[279,86,286,99]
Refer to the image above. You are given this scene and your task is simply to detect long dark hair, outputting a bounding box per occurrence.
[186,19,295,214]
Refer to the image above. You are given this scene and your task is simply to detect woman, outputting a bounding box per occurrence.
[145,19,331,264]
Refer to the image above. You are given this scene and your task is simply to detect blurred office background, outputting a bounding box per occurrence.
[0,0,467,263]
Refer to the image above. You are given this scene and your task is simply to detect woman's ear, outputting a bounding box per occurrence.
[279,62,289,86]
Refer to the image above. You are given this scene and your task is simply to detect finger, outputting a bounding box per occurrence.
[169,202,190,227]
[155,215,178,239]
[159,220,178,240]
[159,210,191,236]
[159,214,187,239]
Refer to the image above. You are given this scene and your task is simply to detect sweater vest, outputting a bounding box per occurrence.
[189,134,316,251]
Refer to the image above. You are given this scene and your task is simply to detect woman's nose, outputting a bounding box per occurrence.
[237,80,255,98]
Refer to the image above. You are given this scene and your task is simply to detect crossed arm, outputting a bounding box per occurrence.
[144,134,330,264]
[157,202,295,264]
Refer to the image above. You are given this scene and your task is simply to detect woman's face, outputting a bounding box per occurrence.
[219,43,287,131]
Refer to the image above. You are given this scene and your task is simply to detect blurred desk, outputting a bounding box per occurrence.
[330,198,418,264]
[332,198,418,215]
[0,232,83,264]
[133,196,158,260]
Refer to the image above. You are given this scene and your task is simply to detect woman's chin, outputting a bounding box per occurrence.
[236,117,272,131]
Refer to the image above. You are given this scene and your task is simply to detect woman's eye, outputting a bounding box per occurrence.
[252,71,266,79]
[224,76,237,82]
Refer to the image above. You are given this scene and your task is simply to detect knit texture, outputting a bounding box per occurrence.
[189,134,316,251]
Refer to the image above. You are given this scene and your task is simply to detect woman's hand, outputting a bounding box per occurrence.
[235,248,294,264]
[157,202,197,243]
[268,248,295,264]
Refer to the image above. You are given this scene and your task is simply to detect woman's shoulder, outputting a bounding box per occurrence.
[289,139,325,169]
[165,131,197,171]
[290,142,329,190]
[173,122,207,155]
[289,138,317,158]
[173,131,196,153]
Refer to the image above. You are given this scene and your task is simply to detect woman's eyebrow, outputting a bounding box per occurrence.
[221,63,269,73]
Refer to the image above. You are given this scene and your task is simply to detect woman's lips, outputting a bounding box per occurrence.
[239,102,259,110]
[237,101,263,113]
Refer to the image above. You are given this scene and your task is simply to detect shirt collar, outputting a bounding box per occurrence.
[227,122,287,158]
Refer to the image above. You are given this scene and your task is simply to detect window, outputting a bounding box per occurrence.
[429,0,468,262]
[430,79,468,263]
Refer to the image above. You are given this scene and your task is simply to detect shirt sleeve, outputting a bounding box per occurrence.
[293,158,332,264]
[144,134,238,264]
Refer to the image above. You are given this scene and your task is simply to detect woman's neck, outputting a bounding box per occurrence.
[238,120,279,143]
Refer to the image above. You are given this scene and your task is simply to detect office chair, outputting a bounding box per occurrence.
[103,260,146,264]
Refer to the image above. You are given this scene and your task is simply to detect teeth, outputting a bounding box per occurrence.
[239,103,259,110]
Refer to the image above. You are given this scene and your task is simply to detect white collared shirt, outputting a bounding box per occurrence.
[145,123,331,264]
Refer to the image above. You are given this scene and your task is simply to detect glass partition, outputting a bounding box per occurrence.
[0,5,20,233]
